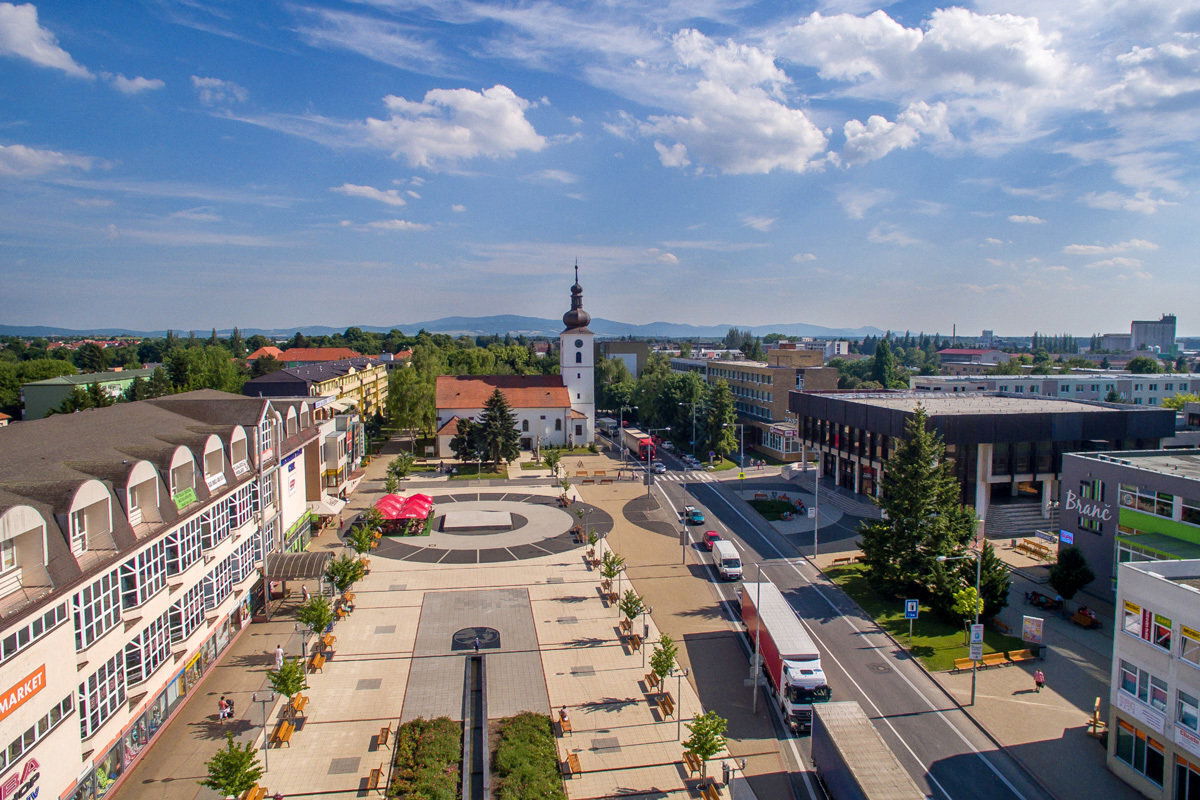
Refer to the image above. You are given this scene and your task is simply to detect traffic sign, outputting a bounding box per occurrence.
[970,623,984,644]
[738,471,746,480]
[904,599,919,620]
[969,642,984,661]
[807,508,816,518]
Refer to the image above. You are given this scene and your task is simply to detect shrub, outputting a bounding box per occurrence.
[493,713,566,800]
[388,717,461,800]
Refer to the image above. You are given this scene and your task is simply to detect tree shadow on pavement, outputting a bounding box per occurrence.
[581,697,642,713]
[564,636,608,648]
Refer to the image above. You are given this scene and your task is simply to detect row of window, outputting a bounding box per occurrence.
[1116,720,1166,786]
[1,694,73,773]
[1121,601,1200,663]
[1120,484,1200,526]
[79,651,126,739]
[0,602,68,664]
[125,612,171,686]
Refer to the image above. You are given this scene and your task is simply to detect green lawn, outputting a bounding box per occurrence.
[709,457,738,471]
[748,499,798,521]
[448,464,508,480]
[520,461,548,470]
[825,564,1024,672]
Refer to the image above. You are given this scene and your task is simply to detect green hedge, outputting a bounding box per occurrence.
[493,713,566,800]
[388,717,461,800]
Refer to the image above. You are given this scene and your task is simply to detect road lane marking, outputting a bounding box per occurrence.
[694,482,1030,800]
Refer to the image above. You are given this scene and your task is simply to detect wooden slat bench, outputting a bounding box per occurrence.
[559,716,573,736]
[366,765,384,794]
[376,725,391,749]
[600,478,614,485]
[271,720,295,748]
[288,693,308,717]
[627,633,642,652]
[309,652,326,673]
[240,786,267,800]
[1007,649,1038,663]
[644,671,660,691]
[657,693,676,718]
[619,618,633,634]
[831,556,852,566]
[981,652,1009,669]
[683,751,703,775]
[951,657,979,673]
[700,782,720,800]
[322,633,337,650]
[561,752,581,778]
[359,557,371,574]
[336,607,349,619]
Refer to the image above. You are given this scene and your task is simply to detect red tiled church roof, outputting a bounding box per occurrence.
[436,375,570,409]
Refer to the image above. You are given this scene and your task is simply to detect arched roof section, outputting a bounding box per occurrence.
[124,459,160,492]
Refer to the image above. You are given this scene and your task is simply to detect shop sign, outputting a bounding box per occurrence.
[1183,625,1200,644]
[1022,616,1044,644]
[1063,489,1112,522]
[0,666,45,724]
[1116,691,1165,733]
[1177,725,1200,760]
[0,758,40,800]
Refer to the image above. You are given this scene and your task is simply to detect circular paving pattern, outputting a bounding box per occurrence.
[373,492,614,564]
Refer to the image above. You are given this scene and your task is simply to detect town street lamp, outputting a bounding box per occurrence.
[641,604,653,669]
[671,665,690,740]
[937,550,984,705]
[253,690,276,771]
[678,401,700,458]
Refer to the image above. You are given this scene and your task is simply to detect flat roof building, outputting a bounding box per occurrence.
[789,390,1174,529]
[912,374,1200,408]
[20,367,156,420]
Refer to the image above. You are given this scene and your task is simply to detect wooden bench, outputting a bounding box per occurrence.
[627,633,642,652]
[369,539,379,549]
[561,752,581,777]
[309,652,326,673]
[336,607,349,619]
[367,765,384,794]
[645,671,660,691]
[559,716,573,736]
[322,633,337,650]
[683,751,703,775]
[271,720,295,748]
[831,556,852,566]
[1007,648,1037,663]
[1071,610,1101,629]
[619,618,633,633]
[376,726,391,748]
[342,592,356,603]
[951,657,979,673]
[753,493,768,500]
[981,652,1009,669]
[657,694,676,718]
[240,786,267,800]
[582,478,595,485]
[700,782,720,800]
[359,558,371,574]
[600,478,614,485]
[288,693,308,716]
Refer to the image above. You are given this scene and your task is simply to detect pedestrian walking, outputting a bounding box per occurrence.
[473,636,481,653]
[218,696,229,721]
[301,585,310,603]
[274,644,285,670]
[1033,668,1045,692]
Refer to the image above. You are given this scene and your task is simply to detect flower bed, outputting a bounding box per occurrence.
[493,713,566,800]
[388,716,461,800]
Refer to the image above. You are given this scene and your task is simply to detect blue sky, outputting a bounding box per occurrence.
[1,1,1197,335]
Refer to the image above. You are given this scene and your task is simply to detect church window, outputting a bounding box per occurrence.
[575,352,582,364]
[577,373,580,379]
[555,419,562,431]
[575,425,583,437]
[575,339,583,348]
[522,420,529,432]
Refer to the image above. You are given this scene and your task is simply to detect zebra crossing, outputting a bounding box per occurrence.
[655,470,719,483]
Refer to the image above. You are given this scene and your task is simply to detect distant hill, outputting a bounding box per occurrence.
[0,316,885,340]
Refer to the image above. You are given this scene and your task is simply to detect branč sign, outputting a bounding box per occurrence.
[1063,489,1113,522]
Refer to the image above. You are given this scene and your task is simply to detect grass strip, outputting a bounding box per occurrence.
[388,716,461,800]
[493,713,566,800]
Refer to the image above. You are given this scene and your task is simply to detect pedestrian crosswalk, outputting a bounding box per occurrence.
[656,471,719,483]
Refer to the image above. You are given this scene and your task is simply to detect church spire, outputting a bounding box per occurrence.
[562,263,591,330]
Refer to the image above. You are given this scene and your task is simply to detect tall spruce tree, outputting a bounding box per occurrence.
[871,339,896,387]
[476,388,521,466]
[858,406,976,597]
[703,379,738,460]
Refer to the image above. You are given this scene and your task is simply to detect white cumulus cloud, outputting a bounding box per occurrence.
[366,219,431,231]
[1080,190,1177,215]
[0,2,92,78]
[1086,256,1143,269]
[1008,214,1045,224]
[1062,239,1158,255]
[840,101,948,165]
[0,142,94,176]
[868,223,920,246]
[451,204,466,213]
[191,76,248,106]
[742,215,777,232]
[331,183,407,207]
[526,169,578,184]
[792,252,817,262]
[109,74,164,94]
[837,186,894,219]
[365,85,546,168]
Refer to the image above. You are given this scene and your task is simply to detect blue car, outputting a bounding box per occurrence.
[683,506,705,525]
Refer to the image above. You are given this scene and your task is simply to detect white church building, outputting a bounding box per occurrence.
[434,271,596,457]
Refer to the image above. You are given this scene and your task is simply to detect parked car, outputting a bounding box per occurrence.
[661,441,675,451]
[703,531,721,551]
[683,506,705,525]
[651,461,667,473]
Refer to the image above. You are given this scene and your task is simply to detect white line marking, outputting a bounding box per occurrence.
[697,483,1029,800]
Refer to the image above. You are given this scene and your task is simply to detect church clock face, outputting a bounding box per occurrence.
[575,339,583,348]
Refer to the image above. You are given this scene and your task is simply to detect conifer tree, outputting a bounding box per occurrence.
[858,406,976,597]
[476,388,521,466]
[703,379,737,459]
[871,339,896,387]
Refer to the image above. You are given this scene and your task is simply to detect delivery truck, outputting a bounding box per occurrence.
[621,427,655,462]
[738,580,831,732]
[810,701,925,800]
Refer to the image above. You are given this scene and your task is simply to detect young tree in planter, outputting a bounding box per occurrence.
[295,595,334,638]
[619,590,645,626]
[324,553,366,594]
[383,473,399,495]
[477,388,521,467]
[1049,546,1096,601]
[683,710,728,778]
[267,657,309,700]
[858,406,976,597]
[543,448,563,477]
[389,453,417,481]
[649,633,678,686]
[199,732,263,797]
[346,523,375,554]
[600,551,625,583]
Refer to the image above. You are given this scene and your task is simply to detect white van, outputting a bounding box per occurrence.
[712,539,743,580]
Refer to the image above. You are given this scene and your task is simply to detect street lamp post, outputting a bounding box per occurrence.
[253,690,276,771]
[642,605,653,669]
[671,666,690,740]
[679,401,700,459]
[680,522,689,565]
[937,550,984,705]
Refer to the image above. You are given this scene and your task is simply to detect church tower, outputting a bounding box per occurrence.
[560,265,595,445]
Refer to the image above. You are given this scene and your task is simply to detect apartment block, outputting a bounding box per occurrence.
[243,357,389,417]
[911,374,1200,407]
[1109,559,1200,799]
[0,391,328,800]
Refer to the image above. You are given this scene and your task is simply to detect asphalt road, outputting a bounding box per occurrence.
[649,453,1048,800]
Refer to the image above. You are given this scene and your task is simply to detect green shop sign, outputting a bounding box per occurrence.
[173,487,198,510]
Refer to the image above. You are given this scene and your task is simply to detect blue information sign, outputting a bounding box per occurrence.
[1060,529,1074,545]
[904,599,919,620]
